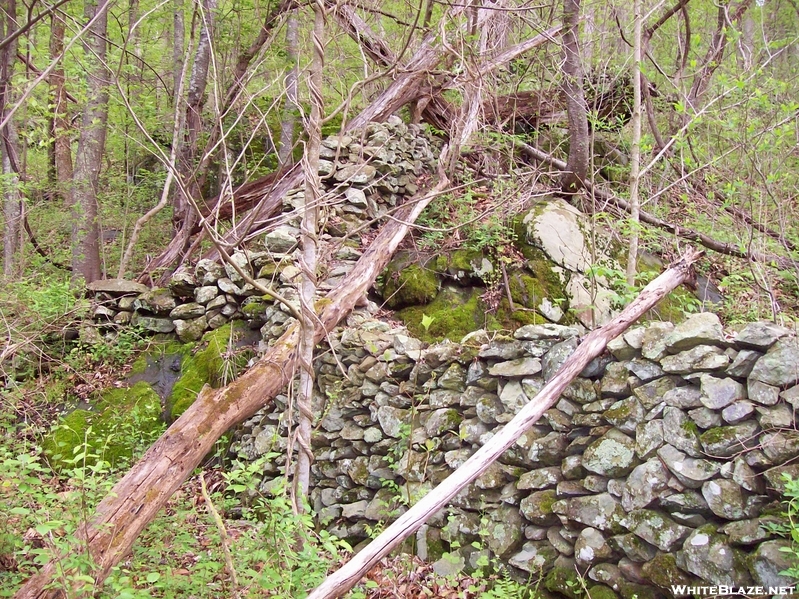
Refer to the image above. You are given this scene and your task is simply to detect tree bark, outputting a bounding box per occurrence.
[560,0,589,194]
[626,0,642,285]
[0,0,20,277]
[172,0,184,105]
[15,170,453,599]
[307,248,703,599]
[48,12,73,201]
[70,0,110,283]
[278,8,299,167]
[171,0,216,262]
[294,0,324,508]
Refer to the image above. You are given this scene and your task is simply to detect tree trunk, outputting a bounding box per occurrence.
[0,0,20,277]
[278,8,299,167]
[294,0,324,507]
[172,0,184,105]
[70,0,110,283]
[307,248,703,599]
[626,0,642,286]
[48,13,73,201]
[560,0,589,194]
[171,0,216,262]
[14,171,453,599]
[686,0,753,109]
[118,22,192,278]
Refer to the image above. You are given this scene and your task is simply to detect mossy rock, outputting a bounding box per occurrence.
[241,298,272,318]
[587,585,619,599]
[494,297,546,329]
[544,566,583,599]
[168,322,254,420]
[617,581,661,599]
[432,249,495,284]
[641,552,693,589]
[397,286,493,342]
[381,256,440,309]
[42,381,164,471]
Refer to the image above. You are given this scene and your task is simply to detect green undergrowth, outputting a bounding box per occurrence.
[1,423,352,598]
[41,381,164,471]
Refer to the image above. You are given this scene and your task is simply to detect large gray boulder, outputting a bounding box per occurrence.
[657,444,720,488]
[676,528,752,586]
[749,338,799,387]
[663,312,725,352]
[551,493,627,533]
[626,509,690,551]
[734,321,791,350]
[582,429,638,477]
[748,540,796,587]
[622,459,671,511]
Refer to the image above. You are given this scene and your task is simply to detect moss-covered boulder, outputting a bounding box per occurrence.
[544,565,583,599]
[432,249,495,284]
[168,322,254,420]
[397,286,490,342]
[42,381,164,471]
[380,254,439,309]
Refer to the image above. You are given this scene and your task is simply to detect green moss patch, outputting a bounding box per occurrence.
[42,381,164,471]
[494,297,545,329]
[397,286,488,342]
[588,586,619,599]
[381,260,440,309]
[544,565,582,599]
[168,323,254,420]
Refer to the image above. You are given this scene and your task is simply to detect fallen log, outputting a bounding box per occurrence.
[307,248,703,599]
[14,173,452,599]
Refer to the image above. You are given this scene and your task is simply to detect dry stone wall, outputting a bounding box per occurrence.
[87,116,440,345]
[231,313,799,598]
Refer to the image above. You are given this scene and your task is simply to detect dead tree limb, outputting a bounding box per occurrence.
[22,214,71,271]
[307,248,704,599]
[14,171,453,599]
[515,140,797,271]
[194,20,560,263]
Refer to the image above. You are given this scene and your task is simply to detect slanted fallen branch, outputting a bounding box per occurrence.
[307,248,703,599]
[15,171,453,599]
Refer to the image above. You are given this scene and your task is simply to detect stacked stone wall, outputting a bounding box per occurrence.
[232,314,798,598]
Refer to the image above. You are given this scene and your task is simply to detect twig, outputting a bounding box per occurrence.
[500,261,515,311]
[199,472,239,594]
